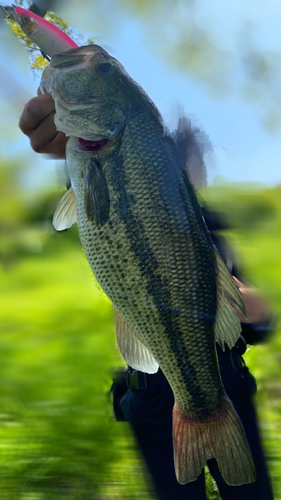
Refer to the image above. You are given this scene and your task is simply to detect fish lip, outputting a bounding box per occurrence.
[54,114,109,140]
[49,88,108,110]
[57,97,107,111]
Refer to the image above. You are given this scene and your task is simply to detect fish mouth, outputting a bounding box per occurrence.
[76,137,109,152]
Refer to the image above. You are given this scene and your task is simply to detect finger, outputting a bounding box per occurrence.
[40,132,68,158]
[28,111,58,151]
[232,305,247,322]
[232,276,244,288]
[30,123,68,158]
[19,94,55,134]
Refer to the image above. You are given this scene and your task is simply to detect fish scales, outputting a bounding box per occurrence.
[68,113,219,412]
[42,44,256,486]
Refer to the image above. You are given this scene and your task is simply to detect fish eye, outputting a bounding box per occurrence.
[21,14,30,24]
[97,62,115,75]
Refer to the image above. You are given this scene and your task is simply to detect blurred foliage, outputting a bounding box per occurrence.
[1,156,281,498]
[201,183,281,234]
[0,160,155,499]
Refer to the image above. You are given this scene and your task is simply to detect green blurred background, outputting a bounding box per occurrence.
[1,161,281,499]
[1,0,281,498]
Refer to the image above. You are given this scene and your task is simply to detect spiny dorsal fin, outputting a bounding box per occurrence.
[84,159,110,226]
[214,250,245,350]
[115,312,159,374]
[53,186,77,231]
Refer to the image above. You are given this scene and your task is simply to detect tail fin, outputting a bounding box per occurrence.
[172,396,256,485]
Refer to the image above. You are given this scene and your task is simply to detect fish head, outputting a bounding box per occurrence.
[40,44,139,142]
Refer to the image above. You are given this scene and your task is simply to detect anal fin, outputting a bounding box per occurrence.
[172,395,256,485]
[115,313,159,374]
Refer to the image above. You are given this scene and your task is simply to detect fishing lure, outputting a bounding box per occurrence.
[1,4,78,59]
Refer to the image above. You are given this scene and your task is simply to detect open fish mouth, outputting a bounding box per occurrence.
[64,135,110,152]
[76,137,109,152]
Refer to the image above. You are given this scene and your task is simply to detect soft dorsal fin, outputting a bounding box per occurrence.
[84,159,110,226]
[115,312,159,374]
[53,186,77,231]
[214,250,245,350]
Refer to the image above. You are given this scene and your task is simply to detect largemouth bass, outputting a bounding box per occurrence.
[40,45,256,485]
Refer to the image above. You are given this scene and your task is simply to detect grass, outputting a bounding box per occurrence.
[0,243,156,499]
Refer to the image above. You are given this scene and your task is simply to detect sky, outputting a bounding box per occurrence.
[1,0,281,188]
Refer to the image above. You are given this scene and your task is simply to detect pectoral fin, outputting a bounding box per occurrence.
[84,160,110,226]
[53,186,77,231]
[115,312,159,374]
[214,250,245,350]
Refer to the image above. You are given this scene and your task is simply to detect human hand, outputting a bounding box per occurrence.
[233,277,271,324]
[19,91,68,158]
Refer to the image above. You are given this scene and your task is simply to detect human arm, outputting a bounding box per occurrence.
[232,277,275,344]
[233,277,271,325]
